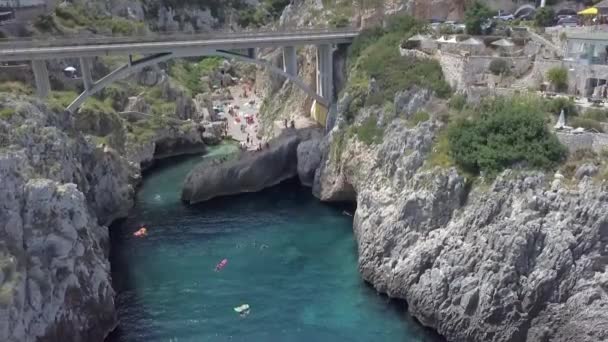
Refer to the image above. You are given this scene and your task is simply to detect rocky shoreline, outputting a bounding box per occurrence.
[306,93,608,342]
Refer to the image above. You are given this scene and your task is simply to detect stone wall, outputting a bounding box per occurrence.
[556,132,608,153]
[436,51,533,91]
[436,51,465,90]
[465,86,520,103]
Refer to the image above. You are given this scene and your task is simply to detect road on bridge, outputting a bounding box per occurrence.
[0,29,359,62]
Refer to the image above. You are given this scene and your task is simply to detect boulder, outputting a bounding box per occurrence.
[125,96,149,113]
[574,163,598,180]
[194,93,216,122]
[182,134,301,203]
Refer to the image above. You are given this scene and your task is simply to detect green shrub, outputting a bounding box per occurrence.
[0,108,15,120]
[582,108,608,121]
[343,14,450,125]
[447,96,566,175]
[329,15,350,28]
[169,58,223,94]
[488,59,510,76]
[546,96,577,116]
[449,93,467,110]
[99,17,145,36]
[465,1,493,35]
[428,130,453,168]
[353,116,383,145]
[546,67,568,92]
[0,82,33,95]
[570,117,604,132]
[48,91,78,112]
[55,6,90,28]
[408,111,430,127]
[535,7,555,27]
[34,14,56,31]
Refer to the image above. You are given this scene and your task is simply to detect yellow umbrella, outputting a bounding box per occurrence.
[578,7,598,15]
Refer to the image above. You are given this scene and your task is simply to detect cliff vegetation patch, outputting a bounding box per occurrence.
[344,14,450,122]
[447,96,567,175]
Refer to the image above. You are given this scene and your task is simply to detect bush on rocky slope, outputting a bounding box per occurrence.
[345,14,450,122]
[447,96,567,175]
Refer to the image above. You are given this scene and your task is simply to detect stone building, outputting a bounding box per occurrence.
[565,32,608,97]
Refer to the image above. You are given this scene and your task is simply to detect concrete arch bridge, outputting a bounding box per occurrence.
[0,29,358,114]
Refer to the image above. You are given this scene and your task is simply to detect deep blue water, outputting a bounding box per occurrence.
[106,144,442,342]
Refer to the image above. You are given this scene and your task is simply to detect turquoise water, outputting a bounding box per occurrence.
[106,145,442,342]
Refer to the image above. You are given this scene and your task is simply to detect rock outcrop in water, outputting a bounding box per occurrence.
[311,90,608,342]
[182,132,304,203]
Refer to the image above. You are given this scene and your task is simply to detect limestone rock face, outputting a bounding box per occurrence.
[394,86,432,119]
[297,138,322,187]
[411,0,466,21]
[182,133,301,203]
[0,97,131,341]
[313,91,608,342]
[194,93,216,122]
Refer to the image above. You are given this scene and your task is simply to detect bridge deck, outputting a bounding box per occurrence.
[0,29,359,62]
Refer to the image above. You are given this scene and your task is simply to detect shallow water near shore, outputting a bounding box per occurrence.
[106,144,442,342]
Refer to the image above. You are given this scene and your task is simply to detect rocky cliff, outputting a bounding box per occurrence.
[309,91,608,342]
[0,91,221,341]
[0,97,133,341]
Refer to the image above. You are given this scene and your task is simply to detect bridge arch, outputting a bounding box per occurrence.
[67,49,328,113]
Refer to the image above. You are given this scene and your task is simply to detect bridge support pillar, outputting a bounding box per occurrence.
[32,60,50,98]
[79,57,93,91]
[282,46,297,76]
[247,48,256,59]
[316,44,333,102]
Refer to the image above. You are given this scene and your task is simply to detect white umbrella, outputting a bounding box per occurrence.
[408,34,429,42]
[460,37,483,45]
[64,66,76,72]
[491,38,515,47]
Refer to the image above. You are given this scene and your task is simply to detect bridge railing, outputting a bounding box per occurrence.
[0,27,359,50]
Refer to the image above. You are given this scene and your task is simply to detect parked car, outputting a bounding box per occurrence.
[556,8,577,20]
[557,16,578,27]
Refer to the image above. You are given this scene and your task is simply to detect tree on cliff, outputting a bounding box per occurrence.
[464,1,492,35]
[448,96,566,175]
[535,7,555,27]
